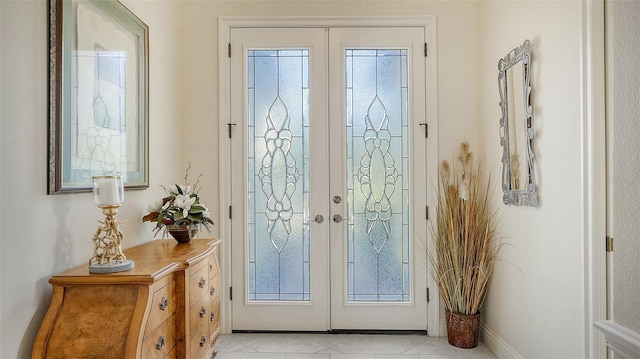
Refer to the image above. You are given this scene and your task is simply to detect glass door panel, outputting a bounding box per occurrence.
[230,28,329,331]
[329,27,427,330]
[247,49,310,301]
[346,49,411,303]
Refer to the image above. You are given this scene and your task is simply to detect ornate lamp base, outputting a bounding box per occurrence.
[89,259,135,274]
[89,205,134,274]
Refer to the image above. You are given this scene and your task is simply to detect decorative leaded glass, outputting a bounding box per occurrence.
[346,49,410,302]
[247,50,310,301]
[74,48,128,182]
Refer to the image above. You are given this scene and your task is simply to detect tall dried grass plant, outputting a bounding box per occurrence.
[429,142,500,315]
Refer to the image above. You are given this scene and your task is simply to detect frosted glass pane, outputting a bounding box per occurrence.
[303,89,309,126]
[346,48,410,303]
[248,49,310,301]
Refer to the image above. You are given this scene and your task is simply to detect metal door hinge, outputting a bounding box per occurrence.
[426,288,430,302]
[424,43,428,57]
[419,123,428,138]
[606,236,614,252]
[229,205,232,220]
[228,43,231,58]
[426,206,429,220]
[228,123,236,138]
[230,287,233,300]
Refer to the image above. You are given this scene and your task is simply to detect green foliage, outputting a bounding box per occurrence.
[142,165,214,237]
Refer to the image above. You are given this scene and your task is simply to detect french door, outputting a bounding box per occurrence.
[229,26,428,331]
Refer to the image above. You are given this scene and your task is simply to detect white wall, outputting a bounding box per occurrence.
[0,0,599,357]
[0,1,184,357]
[607,0,640,335]
[181,0,480,183]
[477,1,586,358]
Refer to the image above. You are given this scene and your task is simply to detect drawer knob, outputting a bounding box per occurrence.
[210,312,215,322]
[199,277,206,288]
[156,336,166,350]
[210,287,215,296]
[199,306,207,318]
[159,297,169,311]
[199,336,207,347]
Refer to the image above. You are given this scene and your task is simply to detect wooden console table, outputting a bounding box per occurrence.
[32,238,221,359]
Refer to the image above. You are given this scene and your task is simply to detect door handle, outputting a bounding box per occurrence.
[313,214,324,223]
[333,214,343,223]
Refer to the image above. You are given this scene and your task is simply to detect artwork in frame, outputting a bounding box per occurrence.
[48,0,149,194]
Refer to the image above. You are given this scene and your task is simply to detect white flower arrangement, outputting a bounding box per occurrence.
[142,166,214,236]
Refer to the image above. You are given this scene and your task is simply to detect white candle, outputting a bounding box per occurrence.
[93,176,123,207]
[101,178,117,205]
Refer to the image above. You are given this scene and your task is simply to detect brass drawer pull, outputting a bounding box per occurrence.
[210,287,215,296]
[199,306,207,318]
[210,312,215,322]
[199,336,206,347]
[199,277,206,288]
[159,297,169,311]
[156,336,166,350]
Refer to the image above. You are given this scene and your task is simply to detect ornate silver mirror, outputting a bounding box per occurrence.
[498,40,537,206]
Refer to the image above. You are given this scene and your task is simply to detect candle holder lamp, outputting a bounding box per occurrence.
[89,175,134,274]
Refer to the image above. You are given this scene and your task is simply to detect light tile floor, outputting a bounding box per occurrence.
[216,333,497,359]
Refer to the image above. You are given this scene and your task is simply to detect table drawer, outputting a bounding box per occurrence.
[189,264,209,306]
[145,280,176,337]
[141,314,176,359]
[189,300,209,335]
[209,296,220,330]
[209,273,220,301]
[209,248,220,278]
[189,328,210,359]
[209,324,220,357]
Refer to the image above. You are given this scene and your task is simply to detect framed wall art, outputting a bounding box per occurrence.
[48,0,148,194]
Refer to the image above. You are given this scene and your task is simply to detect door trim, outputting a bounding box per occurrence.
[218,16,439,336]
[581,0,607,358]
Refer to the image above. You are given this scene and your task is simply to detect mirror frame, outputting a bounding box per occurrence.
[498,39,538,206]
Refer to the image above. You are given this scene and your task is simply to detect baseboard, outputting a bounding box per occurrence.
[479,322,525,359]
[594,320,640,359]
[439,318,446,337]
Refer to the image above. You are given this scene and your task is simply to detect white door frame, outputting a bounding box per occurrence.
[218,15,439,335]
[581,0,607,358]
[594,0,640,358]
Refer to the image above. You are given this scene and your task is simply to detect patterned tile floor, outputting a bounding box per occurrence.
[216,333,497,359]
